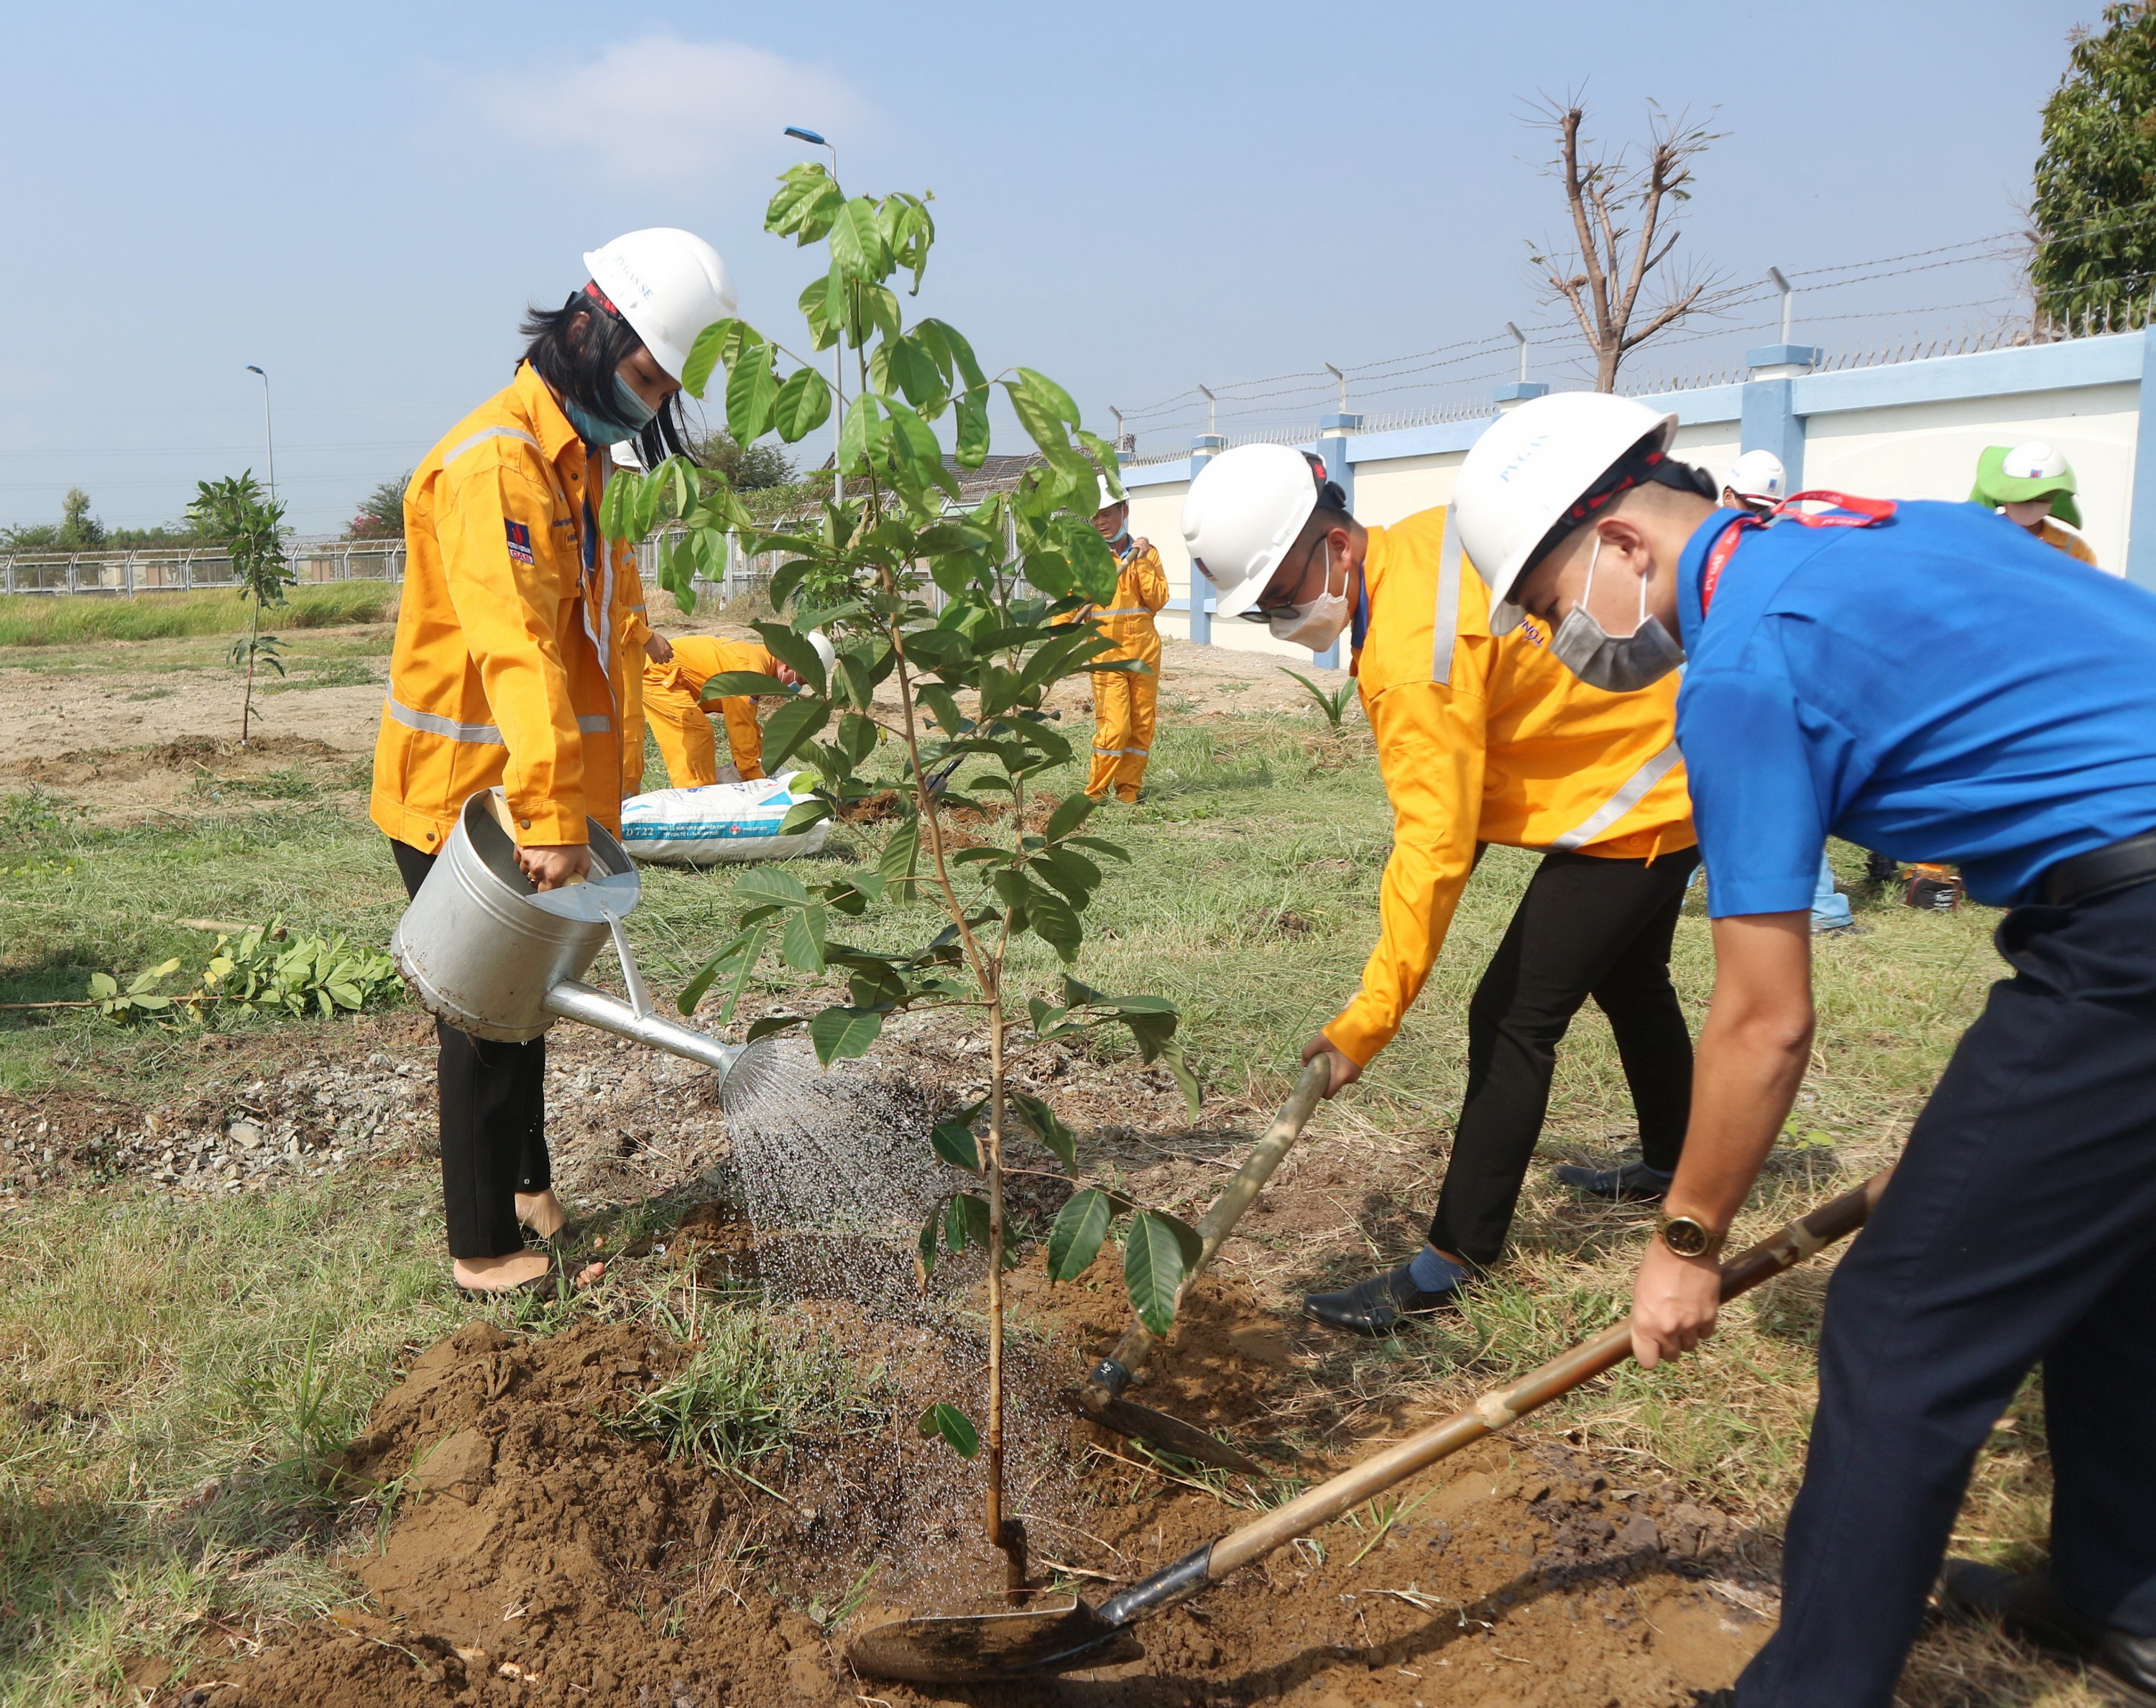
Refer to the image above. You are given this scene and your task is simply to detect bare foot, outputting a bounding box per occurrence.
[453,1250,604,1293]
[515,1190,571,1240]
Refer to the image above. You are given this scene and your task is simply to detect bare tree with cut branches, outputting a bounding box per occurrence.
[1526,96,1727,392]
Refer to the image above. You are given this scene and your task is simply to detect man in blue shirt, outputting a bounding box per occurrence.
[1452,392,2156,1708]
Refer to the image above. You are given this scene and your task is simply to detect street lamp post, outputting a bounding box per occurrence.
[244,365,277,502]
[784,126,844,506]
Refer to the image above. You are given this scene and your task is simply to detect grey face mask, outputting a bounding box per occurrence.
[1549,535,1686,692]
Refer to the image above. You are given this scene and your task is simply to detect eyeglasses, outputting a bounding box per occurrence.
[1240,537,1322,622]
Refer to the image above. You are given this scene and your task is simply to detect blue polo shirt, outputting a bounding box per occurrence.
[1674,498,2156,916]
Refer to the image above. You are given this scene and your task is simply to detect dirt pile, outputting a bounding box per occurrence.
[170,1204,1774,1708]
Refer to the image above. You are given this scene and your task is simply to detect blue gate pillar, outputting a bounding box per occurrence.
[1187,433,1225,644]
[1312,412,1363,670]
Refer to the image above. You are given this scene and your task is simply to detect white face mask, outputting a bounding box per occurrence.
[1268,537,1352,649]
[1549,533,1686,692]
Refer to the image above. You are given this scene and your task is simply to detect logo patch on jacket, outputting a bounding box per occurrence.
[505,520,534,566]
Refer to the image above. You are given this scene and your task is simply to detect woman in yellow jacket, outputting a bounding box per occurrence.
[1080,479,1170,800]
[641,635,788,788]
[372,228,734,1297]
[1184,445,1699,1334]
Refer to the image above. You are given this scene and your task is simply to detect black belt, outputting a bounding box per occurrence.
[2040,829,2156,907]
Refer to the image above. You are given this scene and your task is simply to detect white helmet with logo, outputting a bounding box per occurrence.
[584,228,738,384]
[1180,443,1323,619]
[1452,392,1677,634]
[1724,448,1787,507]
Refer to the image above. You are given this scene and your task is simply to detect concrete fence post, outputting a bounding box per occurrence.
[1312,412,1363,670]
[1187,433,1225,644]
[1740,344,1822,489]
[2130,326,2156,591]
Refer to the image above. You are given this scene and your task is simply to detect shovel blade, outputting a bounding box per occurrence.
[845,1597,1141,1683]
[1084,1395,1266,1475]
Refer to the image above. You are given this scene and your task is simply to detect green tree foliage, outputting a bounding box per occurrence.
[347,472,411,541]
[58,488,105,550]
[2032,3,2156,330]
[186,473,292,744]
[688,428,795,489]
[599,162,1201,1590]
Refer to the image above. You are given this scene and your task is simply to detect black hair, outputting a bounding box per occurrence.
[517,289,698,467]
[1521,430,1715,576]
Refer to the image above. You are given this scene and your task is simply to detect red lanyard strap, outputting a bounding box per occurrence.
[1699,491,1896,615]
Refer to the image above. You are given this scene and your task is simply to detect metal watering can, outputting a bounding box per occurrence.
[390,789,764,1097]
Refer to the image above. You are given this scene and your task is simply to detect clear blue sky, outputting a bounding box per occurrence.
[0,1,2102,534]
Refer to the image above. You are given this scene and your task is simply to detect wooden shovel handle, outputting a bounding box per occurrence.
[1094,1165,1894,1628]
[1084,1057,1332,1404]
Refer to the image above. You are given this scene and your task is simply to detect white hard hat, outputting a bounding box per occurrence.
[1180,443,1322,619]
[583,228,738,384]
[1453,392,1677,634]
[1095,474,1127,512]
[1724,449,1787,504]
[2002,440,2070,481]
[807,630,837,675]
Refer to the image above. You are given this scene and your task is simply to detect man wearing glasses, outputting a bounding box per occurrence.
[1181,444,1703,1334]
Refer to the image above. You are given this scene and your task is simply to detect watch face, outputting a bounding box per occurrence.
[1662,1217,1711,1257]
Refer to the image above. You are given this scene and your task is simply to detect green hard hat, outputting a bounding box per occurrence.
[1970,442,2082,528]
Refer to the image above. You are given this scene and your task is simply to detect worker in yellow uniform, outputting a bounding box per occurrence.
[1182,444,1700,1334]
[1081,477,1169,801]
[642,635,784,787]
[1971,440,2101,568]
[373,227,736,1298]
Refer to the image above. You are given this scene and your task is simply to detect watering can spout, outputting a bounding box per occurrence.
[540,980,747,1080]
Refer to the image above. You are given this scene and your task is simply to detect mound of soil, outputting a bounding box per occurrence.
[174,1201,1774,1708]
[5,734,346,788]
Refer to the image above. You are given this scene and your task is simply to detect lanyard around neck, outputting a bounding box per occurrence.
[1700,490,1897,615]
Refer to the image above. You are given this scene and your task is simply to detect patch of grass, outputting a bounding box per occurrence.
[0,1177,461,1703]
[625,1303,883,1470]
[0,583,398,648]
[263,657,380,693]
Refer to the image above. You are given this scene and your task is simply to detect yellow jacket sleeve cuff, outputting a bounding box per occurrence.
[1321,1009,1389,1069]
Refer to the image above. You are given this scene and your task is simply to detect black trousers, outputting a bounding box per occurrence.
[392,839,550,1260]
[1428,845,1700,1268]
[1738,880,2156,1707]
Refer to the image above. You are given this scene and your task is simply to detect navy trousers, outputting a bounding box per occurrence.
[1738,880,2156,1706]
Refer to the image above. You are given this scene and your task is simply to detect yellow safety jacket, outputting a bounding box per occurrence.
[370,363,637,854]
[644,637,780,781]
[618,552,653,798]
[1322,507,1695,1067]
[1085,539,1169,668]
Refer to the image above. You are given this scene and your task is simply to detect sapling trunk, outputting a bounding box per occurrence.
[983,999,1025,1596]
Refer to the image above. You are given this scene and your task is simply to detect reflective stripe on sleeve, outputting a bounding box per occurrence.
[1093,746,1150,757]
[1547,742,1681,851]
[1432,504,1463,685]
[443,425,542,466]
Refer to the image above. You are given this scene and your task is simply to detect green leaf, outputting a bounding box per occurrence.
[777,799,832,836]
[759,697,830,771]
[752,622,829,694]
[930,1117,981,1173]
[765,162,844,243]
[916,1402,980,1459]
[1003,371,1078,453]
[734,867,809,908]
[1025,885,1084,962]
[829,196,893,280]
[1032,846,1102,906]
[88,972,118,1000]
[780,904,828,974]
[676,925,763,1020]
[808,1004,883,1065]
[726,346,779,447]
[1045,1187,1115,1283]
[773,366,834,443]
[1123,1209,1194,1337]
[877,815,921,892]
[1010,1093,1077,1168]
[679,317,736,402]
[953,387,992,468]
[699,671,795,700]
[1045,793,1097,843]
[944,1191,992,1253]
[917,1201,943,1279]
[745,1013,803,1043]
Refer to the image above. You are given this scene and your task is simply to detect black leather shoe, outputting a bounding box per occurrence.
[1554,1160,1674,1203]
[1302,1264,1464,1337]
[1939,1560,2156,1705]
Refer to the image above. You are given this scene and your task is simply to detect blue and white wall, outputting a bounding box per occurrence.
[1124,328,2156,663]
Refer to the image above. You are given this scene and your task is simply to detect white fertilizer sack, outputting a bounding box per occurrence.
[620,773,830,866]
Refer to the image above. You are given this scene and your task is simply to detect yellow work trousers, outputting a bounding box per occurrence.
[1087,669,1157,801]
[646,698,764,790]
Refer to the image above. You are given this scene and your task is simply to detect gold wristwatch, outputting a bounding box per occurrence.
[1657,1213,1726,1260]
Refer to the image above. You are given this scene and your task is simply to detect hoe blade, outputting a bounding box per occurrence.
[846,1597,1141,1683]
[1087,1395,1266,1476]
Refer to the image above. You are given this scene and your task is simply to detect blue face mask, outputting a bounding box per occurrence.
[564,374,658,446]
